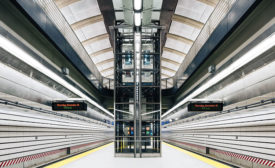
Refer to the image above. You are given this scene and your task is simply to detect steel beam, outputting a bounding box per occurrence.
[167,33,193,45]
[90,48,113,57]
[96,58,114,66]
[159,0,178,48]
[54,0,81,8]
[105,74,114,78]
[197,0,219,7]
[97,0,115,47]
[71,15,103,30]
[161,73,171,78]
[163,47,186,57]
[82,33,109,46]
[172,14,204,29]
[161,57,180,66]
[101,67,113,73]
[161,66,176,73]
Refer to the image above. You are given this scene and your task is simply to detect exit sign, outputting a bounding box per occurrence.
[188,102,223,112]
[52,101,87,111]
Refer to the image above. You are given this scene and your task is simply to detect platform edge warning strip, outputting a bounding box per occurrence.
[44,143,113,168]
[0,140,111,168]
[163,142,232,168]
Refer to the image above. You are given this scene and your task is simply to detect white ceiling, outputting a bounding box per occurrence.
[54,0,219,89]
[57,0,114,82]
[162,0,217,79]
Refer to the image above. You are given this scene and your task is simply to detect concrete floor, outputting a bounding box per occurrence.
[60,143,216,168]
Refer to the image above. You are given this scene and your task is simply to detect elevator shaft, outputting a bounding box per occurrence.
[114,26,161,157]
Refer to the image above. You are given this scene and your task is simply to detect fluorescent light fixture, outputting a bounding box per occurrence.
[136,53,141,70]
[135,42,141,53]
[0,35,114,118]
[136,53,141,60]
[134,32,141,53]
[135,32,141,71]
[162,32,275,119]
[136,71,139,82]
[134,12,141,27]
[134,0,142,10]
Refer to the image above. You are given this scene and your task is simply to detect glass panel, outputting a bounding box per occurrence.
[114,27,161,157]
[141,138,161,153]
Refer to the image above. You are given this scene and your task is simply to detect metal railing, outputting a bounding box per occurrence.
[161,77,174,89]
[102,77,114,90]
[102,77,174,90]
[0,98,113,126]
[164,97,275,126]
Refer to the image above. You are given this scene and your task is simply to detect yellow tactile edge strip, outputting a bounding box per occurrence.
[44,143,113,168]
[163,142,232,168]
[45,142,231,168]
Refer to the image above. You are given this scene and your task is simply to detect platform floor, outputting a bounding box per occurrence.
[46,143,232,168]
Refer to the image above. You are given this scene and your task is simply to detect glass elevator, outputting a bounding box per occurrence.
[113,25,161,157]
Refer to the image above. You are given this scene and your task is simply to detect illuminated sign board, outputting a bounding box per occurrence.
[188,102,223,112]
[52,101,87,111]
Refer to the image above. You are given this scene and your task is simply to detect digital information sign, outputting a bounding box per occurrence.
[52,101,87,111]
[188,102,223,112]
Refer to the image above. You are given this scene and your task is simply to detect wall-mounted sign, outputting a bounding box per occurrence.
[188,102,223,112]
[52,101,87,111]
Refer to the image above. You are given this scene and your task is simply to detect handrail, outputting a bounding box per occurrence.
[0,98,113,126]
[163,98,275,126]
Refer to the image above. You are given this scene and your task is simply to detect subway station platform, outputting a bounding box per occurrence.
[0,0,274,168]
[45,143,232,168]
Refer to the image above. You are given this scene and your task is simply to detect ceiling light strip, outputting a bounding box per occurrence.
[162,33,275,119]
[134,12,142,27]
[0,35,114,118]
[134,0,142,11]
